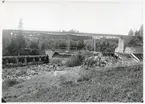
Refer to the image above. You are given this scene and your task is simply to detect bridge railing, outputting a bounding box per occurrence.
[2,55,49,67]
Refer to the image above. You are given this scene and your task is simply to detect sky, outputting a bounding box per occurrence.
[0,0,143,35]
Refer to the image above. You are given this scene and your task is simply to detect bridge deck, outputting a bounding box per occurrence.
[3,29,138,37]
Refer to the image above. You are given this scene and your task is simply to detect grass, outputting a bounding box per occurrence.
[2,79,19,91]
[50,58,69,66]
[3,64,143,102]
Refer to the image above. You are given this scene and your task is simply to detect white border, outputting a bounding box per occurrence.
[0,0,144,104]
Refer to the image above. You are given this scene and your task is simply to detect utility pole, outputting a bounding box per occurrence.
[17,18,23,56]
[93,36,96,52]
[18,18,23,30]
[67,34,70,52]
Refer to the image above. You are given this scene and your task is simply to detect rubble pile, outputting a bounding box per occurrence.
[2,52,121,82]
[83,54,119,68]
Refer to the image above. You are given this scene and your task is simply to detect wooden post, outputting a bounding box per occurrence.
[16,57,19,65]
[39,57,41,62]
[33,57,35,62]
[24,57,27,64]
[5,59,8,65]
[67,34,70,52]
[94,38,96,52]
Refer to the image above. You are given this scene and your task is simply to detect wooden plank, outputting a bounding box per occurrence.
[3,55,47,59]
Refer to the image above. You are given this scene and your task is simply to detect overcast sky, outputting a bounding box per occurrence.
[1,0,143,35]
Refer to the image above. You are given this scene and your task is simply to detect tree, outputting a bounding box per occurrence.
[56,40,67,49]
[17,34,26,53]
[126,25,143,47]
[68,29,79,33]
[18,18,23,30]
[139,25,143,36]
[5,35,26,56]
[77,40,85,50]
[47,39,56,50]
[129,25,143,36]
[17,18,26,54]
[4,18,27,56]
[95,38,118,53]
[134,30,140,36]
[6,38,17,55]
[70,40,77,50]
[128,29,134,36]
[41,42,47,50]
[85,44,93,51]
[29,42,39,49]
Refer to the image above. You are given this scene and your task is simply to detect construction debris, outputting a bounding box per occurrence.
[83,54,119,68]
[2,51,142,83]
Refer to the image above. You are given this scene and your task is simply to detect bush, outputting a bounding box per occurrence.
[3,79,19,90]
[66,52,85,67]
[50,58,62,65]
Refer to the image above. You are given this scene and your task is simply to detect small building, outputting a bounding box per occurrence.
[45,49,55,59]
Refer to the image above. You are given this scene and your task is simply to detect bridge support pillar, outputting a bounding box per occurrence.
[93,38,96,51]
[115,36,125,53]
[92,36,97,52]
[67,35,70,52]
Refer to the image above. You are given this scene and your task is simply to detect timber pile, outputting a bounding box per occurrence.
[2,55,49,67]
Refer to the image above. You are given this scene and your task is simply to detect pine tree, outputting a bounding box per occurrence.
[128,29,134,36]
[139,25,143,36]
[18,18,23,30]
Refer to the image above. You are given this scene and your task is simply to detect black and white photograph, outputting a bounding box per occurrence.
[1,0,143,102]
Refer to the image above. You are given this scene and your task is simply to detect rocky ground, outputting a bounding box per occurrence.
[2,56,137,83]
[2,63,143,102]
[2,54,143,102]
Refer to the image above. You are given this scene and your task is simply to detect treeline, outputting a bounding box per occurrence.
[84,38,118,52]
[3,34,118,56]
[40,39,85,51]
[128,25,143,36]
[127,25,143,47]
[3,34,41,56]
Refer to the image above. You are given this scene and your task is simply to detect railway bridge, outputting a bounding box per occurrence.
[3,29,143,54]
[66,33,137,53]
[2,29,143,66]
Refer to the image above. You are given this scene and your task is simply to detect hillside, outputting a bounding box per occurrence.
[2,64,143,102]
